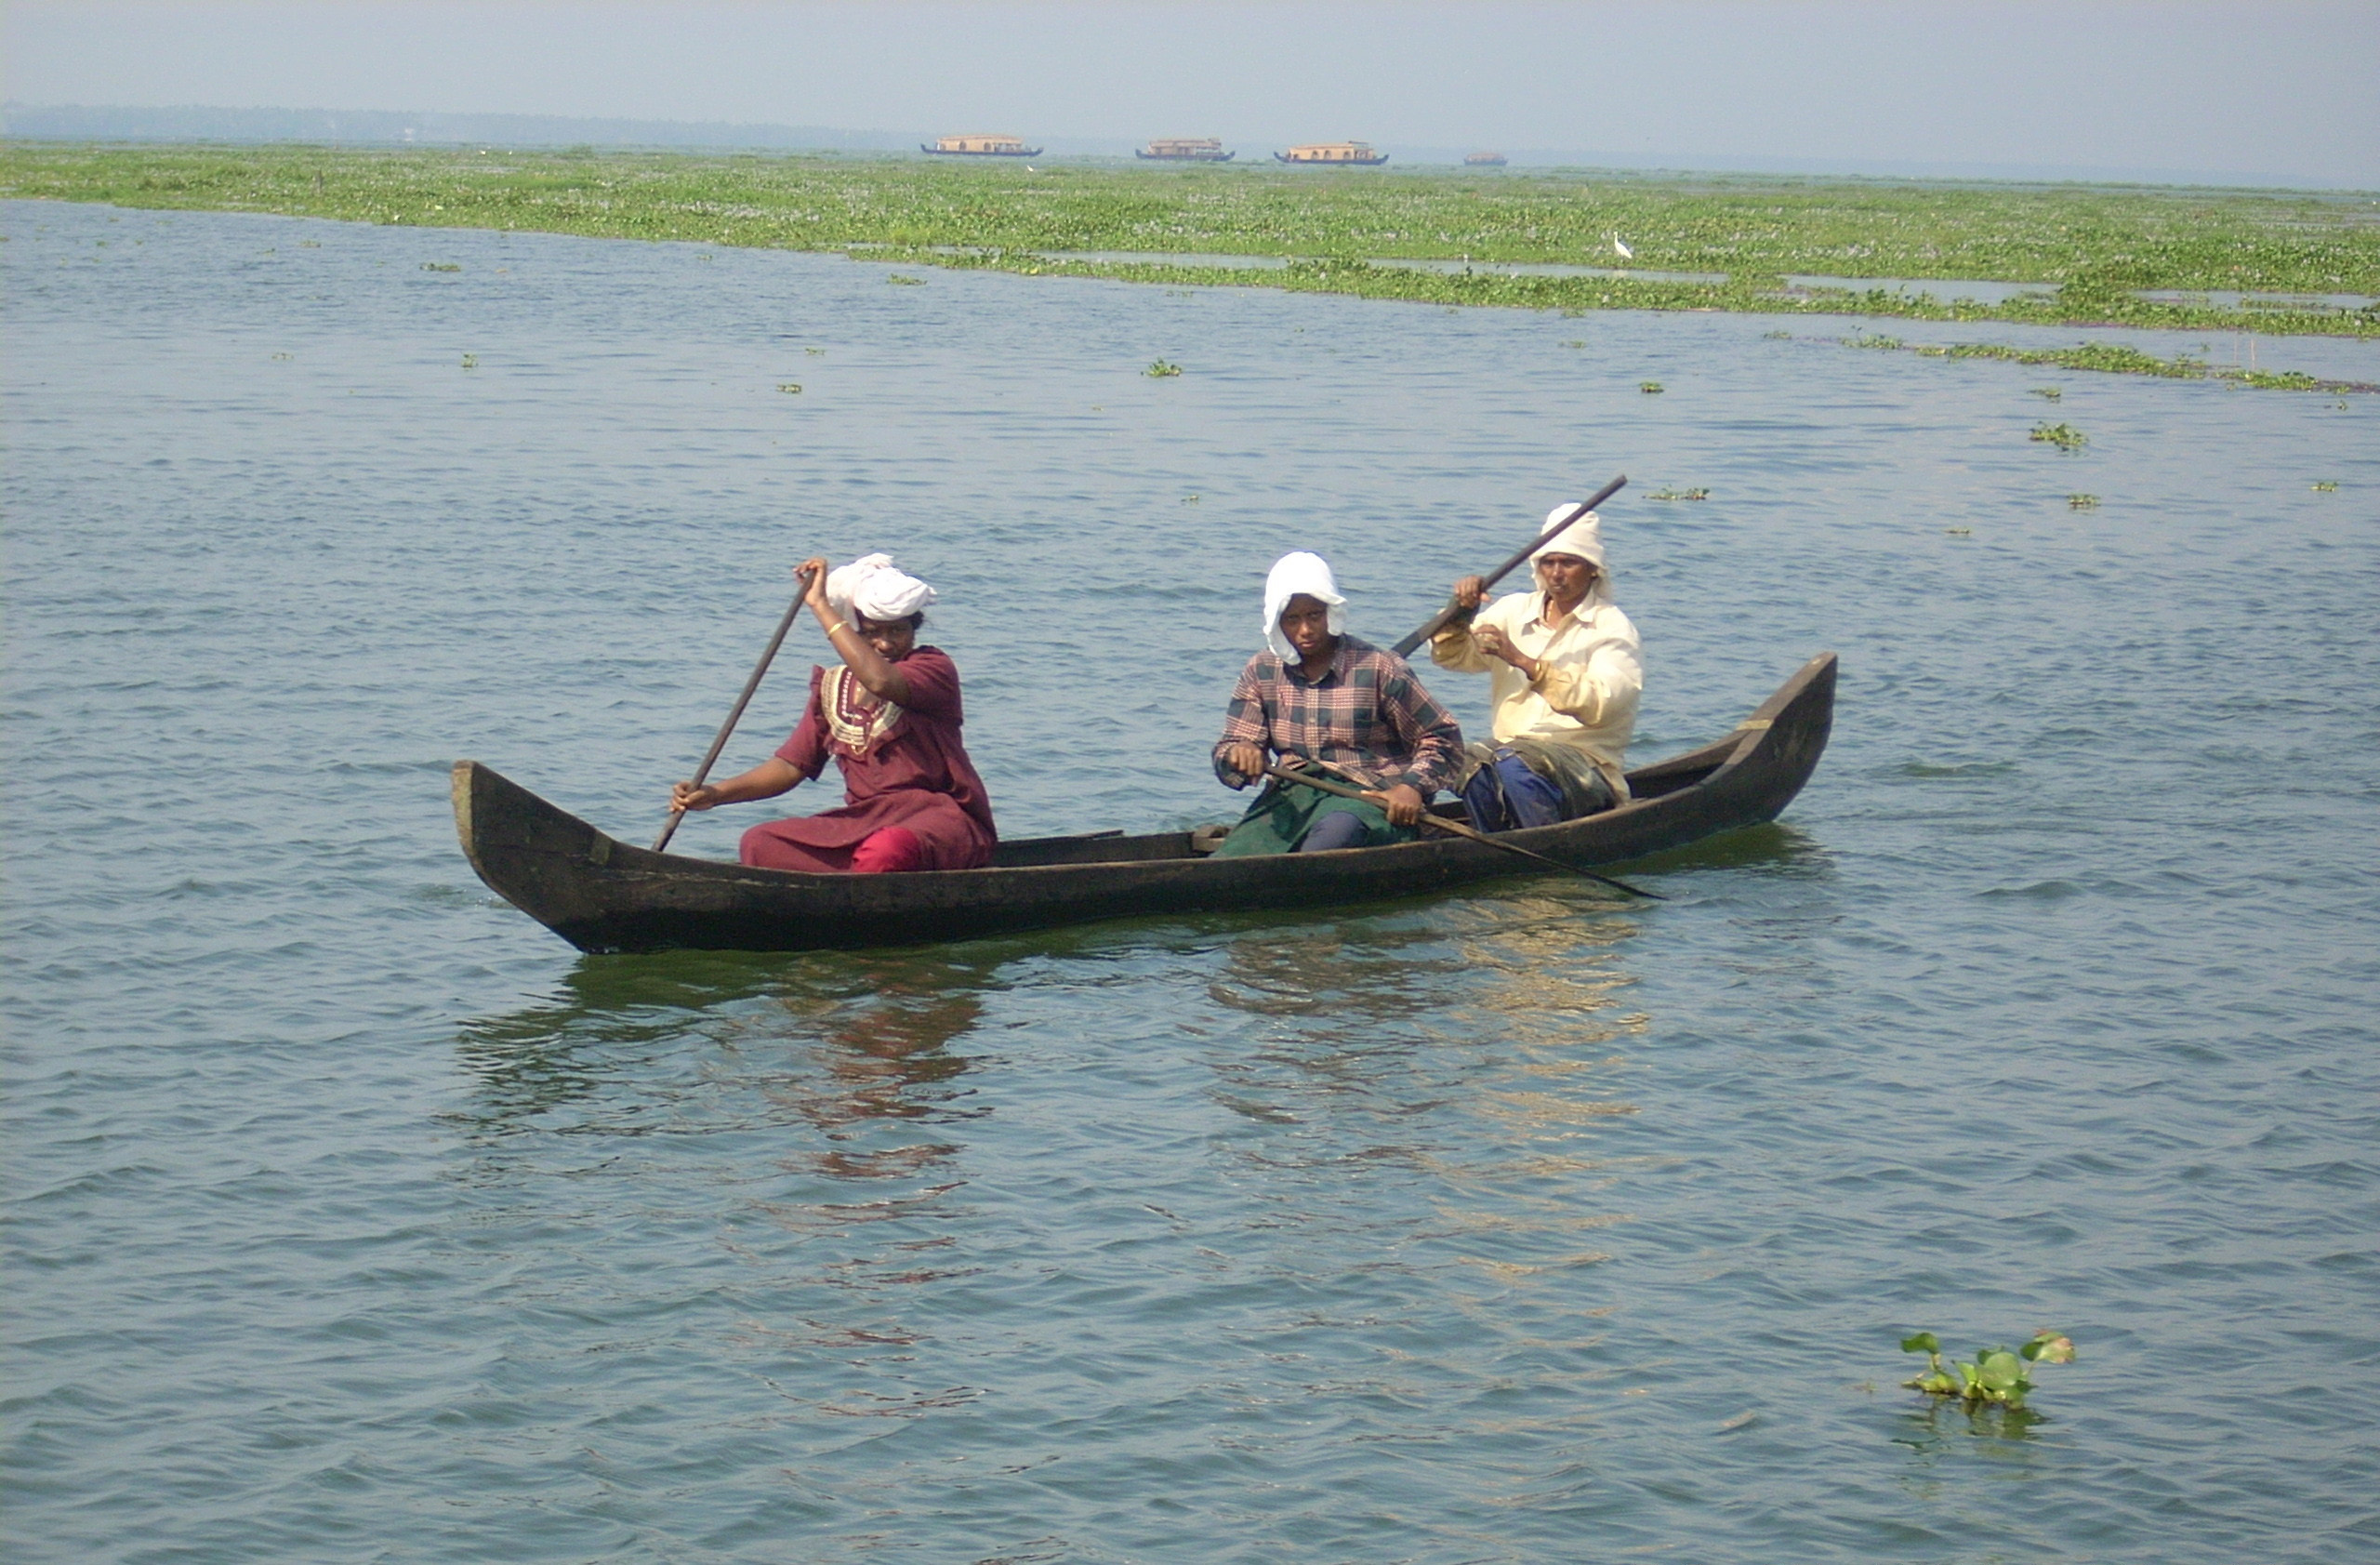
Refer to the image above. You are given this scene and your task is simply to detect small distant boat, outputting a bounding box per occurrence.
[1464,151,1509,166]
[922,133,1042,158]
[1276,141,1388,166]
[1138,137,1235,163]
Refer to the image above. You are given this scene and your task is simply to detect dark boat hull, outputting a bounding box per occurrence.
[1137,151,1236,162]
[454,654,1834,953]
[920,145,1042,157]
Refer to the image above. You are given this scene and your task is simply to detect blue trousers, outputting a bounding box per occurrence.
[1461,748,1614,832]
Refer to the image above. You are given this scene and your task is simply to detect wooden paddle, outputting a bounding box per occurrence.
[1391,473,1627,657]
[653,566,816,853]
[1260,763,1662,899]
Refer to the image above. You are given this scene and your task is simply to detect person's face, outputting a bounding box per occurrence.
[1277,594,1336,658]
[856,613,918,660]
[1536,552,1597,604]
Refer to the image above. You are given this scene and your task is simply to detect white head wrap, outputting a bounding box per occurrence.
[826,552,936,624]
[1528,504,1607,571]
[1262,551,1347,662]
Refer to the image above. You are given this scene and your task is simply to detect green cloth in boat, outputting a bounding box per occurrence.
[1462,736,1616,820]
[1210,783,1420,856]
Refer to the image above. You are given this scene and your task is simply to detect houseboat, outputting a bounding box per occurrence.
[1275,141,1388,166]
[1464,151,1509,166]
[1138,137,1235,162]
[922,133,1042,157]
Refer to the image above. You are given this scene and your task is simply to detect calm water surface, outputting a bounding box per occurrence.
[5,202,2376,1563]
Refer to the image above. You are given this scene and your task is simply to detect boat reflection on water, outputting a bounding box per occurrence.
[1194,820,1828,1187]
[1200,890,1638,1107]
[452,951,1003,1169]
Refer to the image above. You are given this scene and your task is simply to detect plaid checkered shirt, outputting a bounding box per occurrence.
[1211,635,1466,795]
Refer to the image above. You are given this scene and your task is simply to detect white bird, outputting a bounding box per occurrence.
[1611,232,1633,260]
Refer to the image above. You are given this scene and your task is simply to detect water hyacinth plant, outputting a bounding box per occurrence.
[2031,421,2088,450]
[1818,336,2373,395]
[2069,493,2101,509]
[1901,1331,2076,1409]
[1145,359,1183,378]
[8,143,2374,340]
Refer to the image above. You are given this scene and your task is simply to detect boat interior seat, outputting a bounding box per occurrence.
[988,829,1200,869]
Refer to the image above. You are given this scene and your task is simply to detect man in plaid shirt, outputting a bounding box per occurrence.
[1210,551,1466,855]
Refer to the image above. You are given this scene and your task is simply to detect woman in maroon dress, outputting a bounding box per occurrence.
[668,554,996,873]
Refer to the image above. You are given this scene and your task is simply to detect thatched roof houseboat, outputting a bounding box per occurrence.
[1138,137,1235,162]
[1275,141,1388,166]
[923,133,1041,157]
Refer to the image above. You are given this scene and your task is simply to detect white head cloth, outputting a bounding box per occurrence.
[826,552,936,623]
[1529,504,1607,570]
[1262,550,1348,662]
[1529,504,1615,609]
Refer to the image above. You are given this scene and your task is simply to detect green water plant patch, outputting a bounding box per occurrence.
[2031,421,2089,450]
[7,142,2375,339]
[1901,1331,2075,1410]
[1814,334,2378,394]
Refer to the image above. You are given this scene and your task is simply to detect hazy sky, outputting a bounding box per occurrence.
[8,1,2377,185]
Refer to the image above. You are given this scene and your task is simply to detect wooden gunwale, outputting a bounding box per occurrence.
[454,653,1834,953]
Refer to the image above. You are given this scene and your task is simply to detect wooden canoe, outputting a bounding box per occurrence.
[454,652,1834,954]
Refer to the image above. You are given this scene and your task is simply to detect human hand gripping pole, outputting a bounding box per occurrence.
[1391,474,1627,658]
[1259,763,1662,899]
[653,564,817,853]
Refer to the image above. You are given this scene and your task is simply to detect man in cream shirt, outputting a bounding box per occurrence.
[1430,504,1642,829]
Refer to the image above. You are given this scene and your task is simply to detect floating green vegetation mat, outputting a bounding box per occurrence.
[1818,332,2376,393]
[1902,1331,2075,1411]
[7,142,2377,338]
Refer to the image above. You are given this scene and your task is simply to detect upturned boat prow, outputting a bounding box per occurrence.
[454,652,1835,954]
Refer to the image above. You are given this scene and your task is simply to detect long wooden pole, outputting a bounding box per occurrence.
[652,567,815,853]
[1260,763,1662,899]
[1391,474,1626,657]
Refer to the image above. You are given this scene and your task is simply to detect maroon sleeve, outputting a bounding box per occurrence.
[896,647,963,722]
[774,668,832,779]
